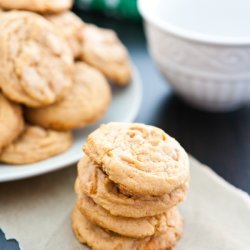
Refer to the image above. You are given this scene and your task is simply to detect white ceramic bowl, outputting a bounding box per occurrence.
[139,0,250,111]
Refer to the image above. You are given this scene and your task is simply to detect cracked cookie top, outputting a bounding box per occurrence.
[45,11,85,58]
[84,123,189,196]
[25,62,111,130]
[81,24,132,85]
[0,11,73,107]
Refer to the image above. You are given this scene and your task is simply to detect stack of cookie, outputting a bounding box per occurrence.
[73,122,190,250]
[0,1,132,164]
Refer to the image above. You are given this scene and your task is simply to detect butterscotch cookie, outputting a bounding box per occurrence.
[77,157,187,218]
[77,193,179,239]
[0,93,24,152]
[0,0,72,13]
[0,126,73,164]
[45,11,85,58]
[25,62,111,130]
[0,11,73,107]
[84,123,189,196]
[72,206,183,250]
[81,24,132,85]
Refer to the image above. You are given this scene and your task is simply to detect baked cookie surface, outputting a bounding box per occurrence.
[72,206,182,250]
[0,126,73,164]
[0,0,72,13]
[25,62,111,130]
[77,193,179,239]
[0,93,24,152]
[45,11,85,58]
[77,157,187,218]
[81,24,132,85]
[0,11,73,107]
[84,123,190,196]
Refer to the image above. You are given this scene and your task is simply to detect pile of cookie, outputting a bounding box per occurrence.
[0,0,132,164]
[73,123,190,250]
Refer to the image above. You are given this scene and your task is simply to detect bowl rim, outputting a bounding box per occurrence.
[138,0,250,45]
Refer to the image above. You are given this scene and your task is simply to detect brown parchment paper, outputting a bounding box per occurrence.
[0,157,249,250]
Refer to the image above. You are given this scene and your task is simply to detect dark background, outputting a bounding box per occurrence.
[0,9,249,250]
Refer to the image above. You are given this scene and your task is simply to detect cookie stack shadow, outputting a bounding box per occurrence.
[73,122,190,250]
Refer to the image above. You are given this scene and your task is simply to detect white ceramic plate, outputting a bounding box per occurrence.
[0,66,142,182]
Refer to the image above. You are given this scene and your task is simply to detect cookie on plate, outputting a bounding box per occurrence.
[0,11,73,107]
[45,11,85,58]
[84,122,190,196]
[0,0,72,13]
[72,206,183,250]
[0,93,24,152]
[0,126,73,164]
[77,193,180,239]
[76,156,187,218]
[81,24,132,86]
[25,62,111,131]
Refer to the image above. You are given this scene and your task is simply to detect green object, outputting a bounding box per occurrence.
[75,0,141,21]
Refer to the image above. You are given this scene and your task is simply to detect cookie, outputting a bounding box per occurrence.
[77,193,179,239]
[84,123,190,196]
[0,93,24,152]
[0,126,73,164]
[25,62,111,130]
[81,24,132,85]
[45,11,85,58]
[77,156,187,218]
[0,0,72,13]
[0,11,73,107]
[72,206,183,250]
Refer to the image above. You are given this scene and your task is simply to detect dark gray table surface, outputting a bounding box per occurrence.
[1,9,250,250]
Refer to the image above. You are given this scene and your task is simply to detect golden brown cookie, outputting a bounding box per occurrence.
[25,62,111,130]
[77,193,179,239]
[45,11,85,58]
[0,126,73,164]
[72,206,182,250]
[84,123,190,196]
[77,156,187,218]
[81,24,132,85]
[0,0,72,13]
[0,11,73,107]
[0,93,24,152]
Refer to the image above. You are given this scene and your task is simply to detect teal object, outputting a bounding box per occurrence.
[75,0,141,21]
